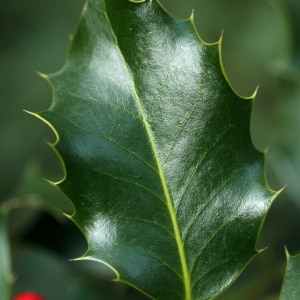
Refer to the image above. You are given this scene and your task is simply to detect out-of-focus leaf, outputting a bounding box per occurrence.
[280,249,300,299]
[263,0,300,209]
[4,162,73,239]
[0,0,85,199]
[0,209,13,300]
[12,247,100,300]
[13,161,73,215]
[36,0,278,299]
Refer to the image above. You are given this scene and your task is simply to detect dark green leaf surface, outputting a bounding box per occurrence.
[280,249,300,300]
[36,0,277,298]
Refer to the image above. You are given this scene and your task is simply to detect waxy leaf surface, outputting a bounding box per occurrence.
[38,0,277,298]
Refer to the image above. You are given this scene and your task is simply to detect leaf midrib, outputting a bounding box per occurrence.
[133,84,191,300]
[102,1,191,298]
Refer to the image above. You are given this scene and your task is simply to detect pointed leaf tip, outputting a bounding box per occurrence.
[36,71,48,80]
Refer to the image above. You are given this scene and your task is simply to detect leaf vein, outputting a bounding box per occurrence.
[64,114,158,173]
[182,167,243,240]
[104,9,192,299]
[162,89,204,166]
[113,243,183,280]
[116,216,175,238]
[189,215,239,278]
[74,152,166,206]
[65,83,141,121]
[175,124,235,212]
[191,257,230,290]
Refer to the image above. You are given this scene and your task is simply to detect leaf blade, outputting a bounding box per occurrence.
[38,0,278,299]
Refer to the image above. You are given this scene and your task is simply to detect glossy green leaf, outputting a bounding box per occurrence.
[280,249,300,300]
[35,0,278,299]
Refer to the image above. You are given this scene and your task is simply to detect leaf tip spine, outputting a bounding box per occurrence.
[36,71,49,81]
[250,85,259,100]
[276,185,286,197]
[24,110,60,145]
[284,246,290,258]
[257,246,268,254]
[25,110,67,189]
[262,147,285,196]
[69,256,85,262]
[189,9,195,22]
[218,29,224,44]
[262,146,270,155]
[217,32,256,100]
[63,212,73,219]
[76,256,120,280]
[43,177,58,186]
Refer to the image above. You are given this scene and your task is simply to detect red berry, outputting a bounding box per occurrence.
[13,292,45,300]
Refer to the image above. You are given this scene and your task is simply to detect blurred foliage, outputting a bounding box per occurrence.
[0,0,300,299]
[280,250,300,299]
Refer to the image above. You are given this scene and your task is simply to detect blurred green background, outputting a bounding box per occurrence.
[1,0,300,299]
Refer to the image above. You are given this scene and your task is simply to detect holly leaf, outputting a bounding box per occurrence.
[280,249,300,300]
[33,0,278,298]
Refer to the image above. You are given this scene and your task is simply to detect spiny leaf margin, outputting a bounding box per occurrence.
[31,0,280,299]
